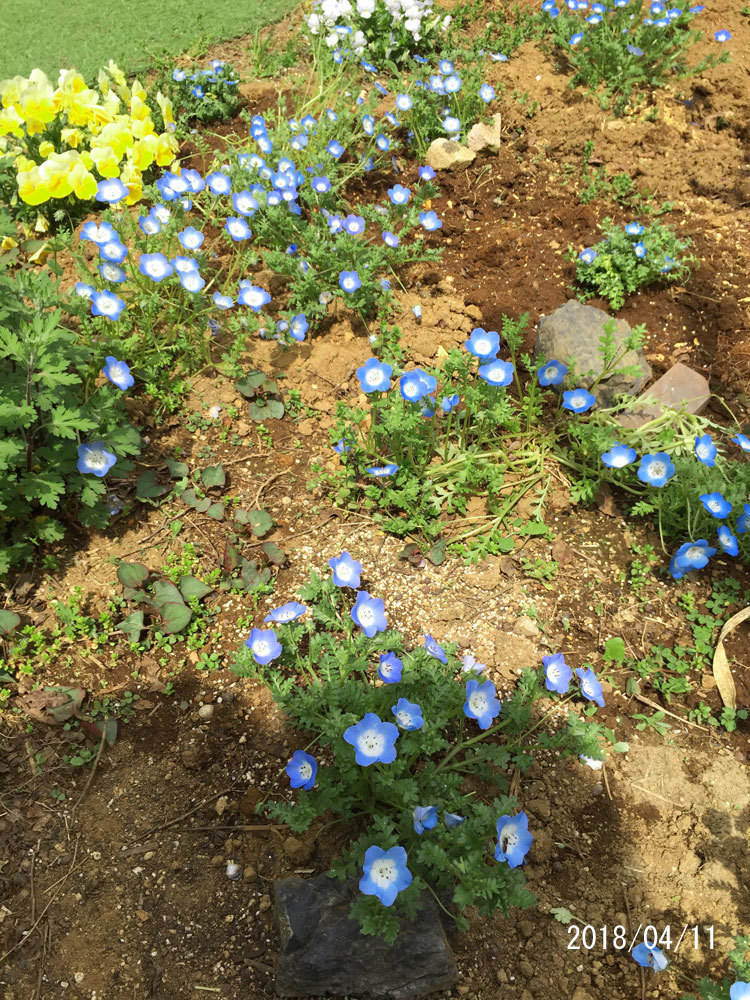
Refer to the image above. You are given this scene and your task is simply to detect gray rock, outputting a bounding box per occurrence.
[466,114,504,153]
[425,138,476,171]
[274,874,458,998]
[534,300,651,406]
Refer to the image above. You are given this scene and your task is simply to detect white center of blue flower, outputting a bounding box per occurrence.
[365,369,382,386]
[146,260,167,278]
[610,452,629,467]
[403,381,418,397]
[469,692,487,715]
[98,295,117,315]
[396,711,411,727]
[337,563,352,581]
[707,499,721,513]
[684,545,702,563]
[86,450,107,470]
[696,444,710,459]
[298,762,312,780]
[253,640,270,657]
[277,610,294,621]
[359,729,385,756]
[647,460,666,479]
[582,679,596,697]
[371,859,396,887]
[500,826,519,852]
[183,274,201,291]
[547,665,561,682]
[358,605,375,626]
[474,338,491,354]
[343,277,355,290]
[545,366,559,380]
[570,394,586,408]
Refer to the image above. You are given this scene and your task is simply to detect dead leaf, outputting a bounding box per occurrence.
[551,538,576,565]
[215,795,229,816]
[595,483,618,517]
[499,556,517,578]
[712,605,750,708]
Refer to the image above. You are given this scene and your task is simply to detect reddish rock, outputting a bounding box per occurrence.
[616,362,710,429]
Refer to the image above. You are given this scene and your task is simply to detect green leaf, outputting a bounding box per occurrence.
[603,636,626,663]
[248,398,284,421]
[206,502,225,520]
[426,539,446,565]
[117,562,149,588]
[179,575,213,601]
[495,536,515,553]
[240,559,271,590]
[262,541,286,566]
[247,509,274,537]
[180,488,211,512]
[0,609,20,635]
[235,371,266,397]
[166,458,189,479]
[118,611,144,642]
[151,580,184,610]
[19,471,66,508]
[201,464,226,488]
[517,520,550,538]
[550,907,574,924]
[160,602,192,634]
[136,470,170,501]
[611,741,630,753]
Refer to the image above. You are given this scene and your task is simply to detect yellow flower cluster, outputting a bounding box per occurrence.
[0,62,179,206]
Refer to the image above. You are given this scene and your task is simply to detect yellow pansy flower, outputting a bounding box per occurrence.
[38,140,55,157]
[129,135,157,171]
[61,127,84,148]
[89,145,120,177]
[0,106,24,138]
[156,92,175,129]
[119,161,142,205]
[58,69,86,95]
[106,61,126,88]
[155,132,179,166]
[69,159,98,200]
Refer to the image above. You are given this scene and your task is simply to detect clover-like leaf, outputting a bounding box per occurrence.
[118,610,145,642]
[235,371,266,397]
[240,559,272,590]
[159,602,192,634]
[261,541,286,566]
[166,458,189,479]
[136,470,171,501]
[247,509,274,537]
[0,610,20,635]
[248,398,284,421]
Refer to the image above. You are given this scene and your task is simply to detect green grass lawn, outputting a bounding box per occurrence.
[1,0,299,82]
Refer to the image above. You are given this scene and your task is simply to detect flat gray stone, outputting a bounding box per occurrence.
[425,138,476,171]
[616,362,710,429]
[466,114,503,153]
[274,874,458,999]
[534,299,651,406]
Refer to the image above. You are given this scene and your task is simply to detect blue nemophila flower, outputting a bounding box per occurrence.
[445,812,465,828]
[495,812,533,868]
[225,217,252,241]
[351,591,387,637]
[75,281,94,299]
[569,31,584,44]
[637,452,675,487]
[419,165,436,181]
[238,284,271,310]
[182,168,205,193]
[395,93,413,111]
[580,754,604,770]
[387,183,411,205]
[326,139,344,158]
[286,750,317,790]
[625,221,645,235]
[413,805,438,834]
[95,177,129,203]
[626,43,644,55]
[694,433,717,466]
[718,525,739,557]
[361,114,375,135]
[212,292,234,310]
[311,175,331,193]
[80,220,117,245]
[442,116,461,134]
[138,213,161,236]
[441,394,460,413]
[634,241,647,259]
[579,248,597,264]
[537,359,567,386]
[714,29,731,41]
[359,845,411,906]
[333,439,351,455]
[586,12,602,21]
[342,214,366,235]
[382,230,400,247]
[289,314,308,342]
[151,204,171,225]
[103,356,134,390]
[464,678,501,729]
[601,442,637,468]
[265,601,306,624]
[661,256,675,273]
[206,170,232,194]
[444,74,462,94]
[357,357,393,393]
[367,464,399,477]
[466,327,500,359]
[171,255,199,275]
[180,270,205,294]
[479,83,496,102]
[419,210,443,231]
[178,226,204,250]
[632,944,669,972]
[378,652,403,683]
[339,270,361,293]
[730,984,750,1000]
[479,359,514,387]
[192,84,205,99]
[699,492,732,519]
[99,261,127,284]
[576,666,605,707]
[392,698,424,731]
[172,67,187,81]
[233,190,259,215]
[674,538,716,572]
[543,653,572,694]
[91,289,126,320]
[376,133,390,151]
[328,550,362,588]
[732,433,750,453]
[77,442,117,476]
[424,634,447,663]
[400,369,437,403]
[384,111,400,128]
[99,239,128,263]
[245,627,282,665]
[562,388,596,413]
[344,713,398,766]
[462,653,486,674]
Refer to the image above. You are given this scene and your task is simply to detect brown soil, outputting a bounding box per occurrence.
[2,3,750,999]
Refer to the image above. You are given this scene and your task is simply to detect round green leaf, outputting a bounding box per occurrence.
[160,602,192,634]
[0,610,21,635]
[117,562,149,589]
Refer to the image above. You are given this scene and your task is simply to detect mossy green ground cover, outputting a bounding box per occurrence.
[1,0,298,81]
